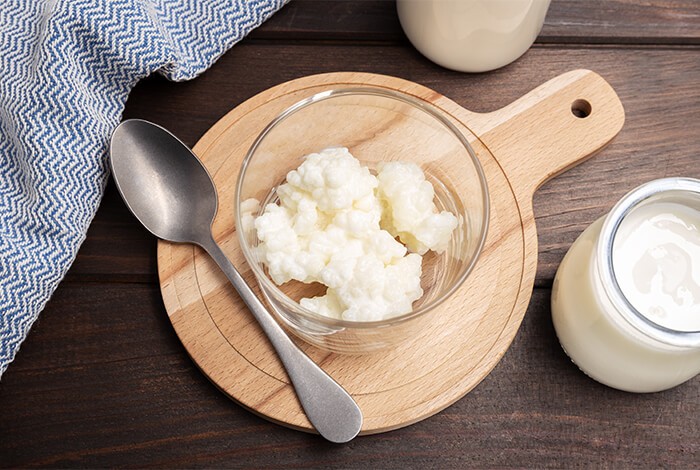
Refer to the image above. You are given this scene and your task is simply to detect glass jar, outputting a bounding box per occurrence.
[397,0,551,73]
[552,178,700,392]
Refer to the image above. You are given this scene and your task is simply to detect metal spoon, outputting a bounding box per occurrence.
[109,119,362,443]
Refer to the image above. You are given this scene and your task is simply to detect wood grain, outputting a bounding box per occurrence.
[1,286,697,467]
[543,0,700,44]
[252,0,700,44]
[75,45,700,285]
[2,1,699,467]
[154,70,623,434]
[156,72,519,433]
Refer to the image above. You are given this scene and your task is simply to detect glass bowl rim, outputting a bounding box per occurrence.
[235,86,490,329]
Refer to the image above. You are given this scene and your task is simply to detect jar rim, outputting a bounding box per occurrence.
[597,177,700,348]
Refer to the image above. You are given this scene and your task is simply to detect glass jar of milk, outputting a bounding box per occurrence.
[397,0,551,73]
[552,178,700,393]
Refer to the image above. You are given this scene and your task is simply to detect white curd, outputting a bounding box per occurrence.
[377,162,459,255]
[250,147,458,322]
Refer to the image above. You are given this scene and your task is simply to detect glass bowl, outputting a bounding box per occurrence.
[235,87,489,353]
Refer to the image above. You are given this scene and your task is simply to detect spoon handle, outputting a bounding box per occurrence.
[199,234,363,443]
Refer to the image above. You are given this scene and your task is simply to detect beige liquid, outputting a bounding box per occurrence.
[552,217,700,393]
[613,202,700,332]
[397,0,551,73]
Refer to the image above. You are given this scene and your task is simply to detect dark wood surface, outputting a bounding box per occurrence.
[2,1,699,467]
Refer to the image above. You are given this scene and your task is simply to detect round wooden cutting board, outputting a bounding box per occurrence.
[157,70,625,434]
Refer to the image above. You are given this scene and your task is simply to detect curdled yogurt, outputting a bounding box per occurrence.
[249,147,457,322]
[377,161,459,255]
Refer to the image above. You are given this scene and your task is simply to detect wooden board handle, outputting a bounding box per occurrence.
[467,69,625,206]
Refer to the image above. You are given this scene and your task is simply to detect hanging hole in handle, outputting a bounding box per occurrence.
[571,99,592,118]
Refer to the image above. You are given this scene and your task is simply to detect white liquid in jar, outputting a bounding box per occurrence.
[551,218,700,393]
[552,181,700,392]
[613,202,700,332]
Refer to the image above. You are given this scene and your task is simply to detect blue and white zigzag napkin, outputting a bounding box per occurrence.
[0,0,287,378]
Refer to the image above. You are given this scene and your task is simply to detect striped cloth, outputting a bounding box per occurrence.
[0,0,287,378]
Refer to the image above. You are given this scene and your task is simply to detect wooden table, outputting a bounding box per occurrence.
[2,1,699,467]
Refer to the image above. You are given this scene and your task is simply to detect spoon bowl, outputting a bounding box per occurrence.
[110,120,217,243]
[109,119,363,443]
